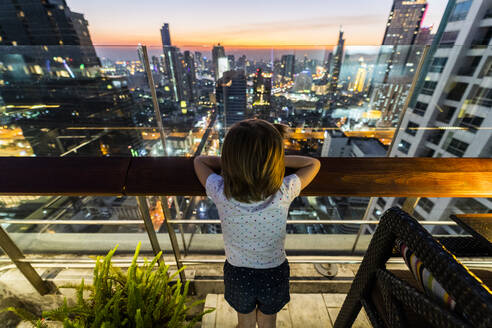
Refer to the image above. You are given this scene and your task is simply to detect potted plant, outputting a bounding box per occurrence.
[3,242,213,327]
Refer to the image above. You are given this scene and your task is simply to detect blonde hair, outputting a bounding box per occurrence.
[221,119,285,203]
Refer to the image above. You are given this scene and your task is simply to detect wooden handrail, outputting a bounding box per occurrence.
[0,157,491,197]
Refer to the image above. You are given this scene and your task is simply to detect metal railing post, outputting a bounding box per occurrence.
[141,45,168,156]
[136,196,164,265]
[160,196,186,283]
[173,196,188,256]
[402,197,420,215]
[0,227,55,295]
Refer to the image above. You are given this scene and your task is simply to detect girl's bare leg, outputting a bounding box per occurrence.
[237,308,257,328]
[257,309,276,328]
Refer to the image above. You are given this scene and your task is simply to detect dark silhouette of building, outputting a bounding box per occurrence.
[281,54,295,80]
[328,28,345,109]
[216,70,247,128]
[252,68,272,117]
[161,23,172,46]
[183,50,196,103]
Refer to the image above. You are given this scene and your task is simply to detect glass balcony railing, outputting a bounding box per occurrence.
[0,41,491,297]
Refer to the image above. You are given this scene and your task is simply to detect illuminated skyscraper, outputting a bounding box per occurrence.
[377,0,428,82]
[212,44,227,81]
[0,0,99,66]
[252,69,272,116]
[216,70,247,128]
[368,0,492,230]
[194,51,205,71]
[351,59,369,93]
[0,0,140,156]
[161,23,185,102]
[372,0,428,127]
[281,54,295,80]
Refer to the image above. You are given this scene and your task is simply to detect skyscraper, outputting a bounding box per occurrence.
[0,0,99,66]
[281,54,295,80]
[252,69,272,117]
[0,0,140,156]
[194,51,205,72]
[161,23,185,103]
[368,0,492,230]
[216,70,247,128]
[227,55,235,70]
[183,50,196,103]
[378,0,428,78]
[212,44,227,81]
[372,0,428,127]
[160,23,172,46]
[328,28,345,109]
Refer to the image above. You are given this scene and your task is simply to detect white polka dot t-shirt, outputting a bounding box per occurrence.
[205,173,301,269]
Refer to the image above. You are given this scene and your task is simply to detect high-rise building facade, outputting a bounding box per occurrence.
[0,0,99,66]
[378,0,428,81]
[161,23,172,46]
[372,0,429,127]
[183,50,196,103]
[369,0,492,231]
[212,44,227,81]
[252,68,272,116]
[161,23,185,103]
[0,0,141,156]
[328,28,345,109]
[281,54,295,81]
[216,70,247,128]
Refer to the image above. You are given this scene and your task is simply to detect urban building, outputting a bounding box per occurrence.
[227,55,235,70]
[212,44,227,81]
[371,0,429,127]
[0,0,142,157]
[321,131,387,157]
[183,51,196,103]
[161,23,172,46]
[328,28,345,109]
[281,54,295,80]
[161,23,185,103]
[252,69,272,116]
[216,70,247,128]
[368,0,492,232]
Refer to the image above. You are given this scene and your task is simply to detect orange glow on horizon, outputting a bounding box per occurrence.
[91,33,384,49]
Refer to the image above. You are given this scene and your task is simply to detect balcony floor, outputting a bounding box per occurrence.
[201,294,371,328]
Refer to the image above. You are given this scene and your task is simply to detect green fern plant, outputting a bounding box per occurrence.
[3,242,214,327]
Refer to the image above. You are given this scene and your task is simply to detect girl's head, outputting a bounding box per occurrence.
[222,119,285,203]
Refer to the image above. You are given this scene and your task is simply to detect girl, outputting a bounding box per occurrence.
[194,119,320,328]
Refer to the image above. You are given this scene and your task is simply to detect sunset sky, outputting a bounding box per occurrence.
[68,0,448,47]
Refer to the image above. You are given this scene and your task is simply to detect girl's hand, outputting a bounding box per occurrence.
[284,155,321,190]
[193,156,221,187]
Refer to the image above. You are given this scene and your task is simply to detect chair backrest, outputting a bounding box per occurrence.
[334,207,492,328]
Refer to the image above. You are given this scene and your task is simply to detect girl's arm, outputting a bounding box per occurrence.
[193,155,221,187]
[284,155,321,190]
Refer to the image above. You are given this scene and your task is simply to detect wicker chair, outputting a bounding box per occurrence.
[334,207,492,328]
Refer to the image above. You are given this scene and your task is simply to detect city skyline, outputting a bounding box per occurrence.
[68,0,447,47]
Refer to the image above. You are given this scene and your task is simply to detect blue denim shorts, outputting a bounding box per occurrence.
[223,259,290,315]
